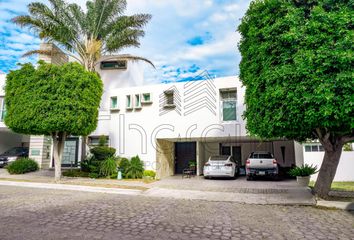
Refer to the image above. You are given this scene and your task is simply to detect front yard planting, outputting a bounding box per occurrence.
[7,158,39,174]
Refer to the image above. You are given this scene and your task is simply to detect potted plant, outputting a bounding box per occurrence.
[289,164,318,187]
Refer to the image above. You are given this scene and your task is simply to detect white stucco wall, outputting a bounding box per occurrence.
[304,151,354,181]
[91,75,242,170]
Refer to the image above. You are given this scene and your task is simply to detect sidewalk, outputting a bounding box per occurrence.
[0,169,317,205]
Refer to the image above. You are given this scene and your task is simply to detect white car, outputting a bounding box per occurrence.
[203,155,239,179]
[246,151,278,180]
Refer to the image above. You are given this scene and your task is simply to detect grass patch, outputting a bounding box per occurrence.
[310,181,354,192]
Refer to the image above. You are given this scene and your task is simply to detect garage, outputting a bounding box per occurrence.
[0,129,30,155]
[157,137,304,179]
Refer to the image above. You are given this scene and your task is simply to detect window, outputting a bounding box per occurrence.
[110,96,119,110]
[141,93,152,103]
[126,95,133,109]
[305,146,311,152]
[164,90,175,107]
[100,60,127,70]
[249,152,273,159]
[304,144,324,152]
[220,89,237,121]
[88,136,109,146]
[0,97,5,122]
[134,94,142,109]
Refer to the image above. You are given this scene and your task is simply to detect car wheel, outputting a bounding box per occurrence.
[246,176,252,181]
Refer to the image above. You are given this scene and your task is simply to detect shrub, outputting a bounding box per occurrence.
[99,157,117,177]
[98,135,108,146]
[7,158,39,174]
[119,157,130,177]
[88,172,99,179]
[63,169,90,178]
[90,146,116,161]
[289,164,318,177]
[143,170,156,179]
[125,156,144,179]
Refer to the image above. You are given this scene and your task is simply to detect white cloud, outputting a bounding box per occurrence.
[0,0,251,82]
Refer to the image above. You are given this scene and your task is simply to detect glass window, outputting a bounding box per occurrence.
[142,93,151,103]
[319,145,324,152]
[110,97,118,109]
[164,90,174,106]
[88,136,109,146]
[305,146,311,152]
[311,145,319,152]
[0,97,5,122]
[126,95,132,109]
[135,94,141,108]
[100,60,127,70]
[220,89,237,121]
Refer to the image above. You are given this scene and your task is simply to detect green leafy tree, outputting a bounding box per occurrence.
[238,0,353,198]
[13,0,153,71]
[5,62,103,181]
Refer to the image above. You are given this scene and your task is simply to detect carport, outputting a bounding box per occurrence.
[0,128,30,154]
[156,137,304,179]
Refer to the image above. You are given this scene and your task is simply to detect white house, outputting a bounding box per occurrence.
[3,43,352,180]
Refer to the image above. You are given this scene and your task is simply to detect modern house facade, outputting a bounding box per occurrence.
[91,67,303,178]
[5,43,353,180]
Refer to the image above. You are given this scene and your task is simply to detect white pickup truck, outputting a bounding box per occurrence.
[245,151,278,180]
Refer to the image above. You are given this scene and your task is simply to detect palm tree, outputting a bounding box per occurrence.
[13,0,154,71]
[12,0,153,181]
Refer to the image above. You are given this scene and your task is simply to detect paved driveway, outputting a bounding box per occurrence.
[0,186,353,240]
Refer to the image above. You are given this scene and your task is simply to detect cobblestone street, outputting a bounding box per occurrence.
[0,186,353,240]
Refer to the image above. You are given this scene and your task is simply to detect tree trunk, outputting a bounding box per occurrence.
[314,142,343,199]
[52,132,67,182]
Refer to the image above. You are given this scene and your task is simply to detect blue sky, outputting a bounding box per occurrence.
[0,0,251,83]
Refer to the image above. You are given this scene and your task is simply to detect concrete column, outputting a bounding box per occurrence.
[294,141,304,167]
[156,139,174,179]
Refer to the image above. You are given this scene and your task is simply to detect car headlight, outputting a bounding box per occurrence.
[7,157,18,162]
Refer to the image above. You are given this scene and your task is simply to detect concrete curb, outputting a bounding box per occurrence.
[143,187,316,206]
[0,180,317,206]
[0,180,142,195]
[316,200,354,211]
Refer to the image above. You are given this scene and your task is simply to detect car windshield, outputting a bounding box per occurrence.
[2,147,26,155]
[210,156,229,161]
[250,153,273,159]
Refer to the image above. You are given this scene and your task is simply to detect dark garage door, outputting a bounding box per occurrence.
[175,142,196,174]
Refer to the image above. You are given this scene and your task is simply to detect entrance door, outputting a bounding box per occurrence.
[175,142,196,174]
[59,137,79,167]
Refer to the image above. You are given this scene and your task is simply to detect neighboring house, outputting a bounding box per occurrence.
[303,142,354,181]
[1,44,305,178]
[0,73,30,154]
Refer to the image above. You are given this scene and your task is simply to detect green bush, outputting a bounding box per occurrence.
[143,170,156,179]
[289,164,318,177]
[7,158,39,174]
[63,169,90,178]
[99,157,117,177]
[88,172,99,179]
[119,157,130,177]
[90,146,116,161]
[98,135,108,146]
[125,156,144,179]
